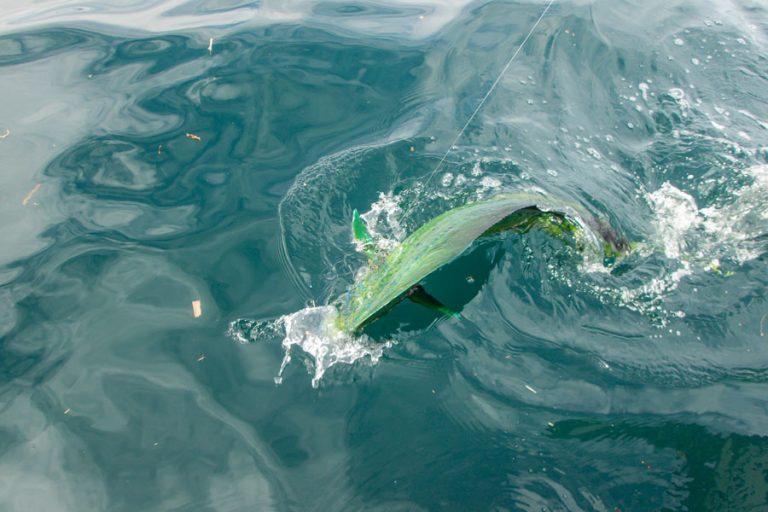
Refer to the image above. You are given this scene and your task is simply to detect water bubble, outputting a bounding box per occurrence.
[638,82,650,101]
[668,88,685,100]
[480,176,502,188]
[586,148,601,159]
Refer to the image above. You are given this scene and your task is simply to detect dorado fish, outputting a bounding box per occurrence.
[334,192,629,334]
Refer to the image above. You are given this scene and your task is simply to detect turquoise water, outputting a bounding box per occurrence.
[1,1,767,510]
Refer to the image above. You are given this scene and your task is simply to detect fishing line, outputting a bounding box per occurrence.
[407,0,555,212]
[279,1,556,301]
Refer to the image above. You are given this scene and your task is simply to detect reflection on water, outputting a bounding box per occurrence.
[1,0,767,510]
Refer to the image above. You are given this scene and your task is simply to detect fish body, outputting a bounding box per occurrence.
[335,192,628,334]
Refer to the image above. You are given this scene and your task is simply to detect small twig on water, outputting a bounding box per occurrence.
[22,183,41,206]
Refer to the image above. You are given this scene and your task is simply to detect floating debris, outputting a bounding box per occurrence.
[64,408,71,415]
[524,384,538,394]
[196,354,205,362]
[0,128,9,139]
[208,37,213,55]
[21,184,41,206]
[185,133,202,142]
[192,300,202,318]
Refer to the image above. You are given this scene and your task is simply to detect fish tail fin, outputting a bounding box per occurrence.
[352,209,378,260]
[352,209,372,243]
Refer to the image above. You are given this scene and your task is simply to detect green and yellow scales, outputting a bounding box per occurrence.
[334,192,630,334]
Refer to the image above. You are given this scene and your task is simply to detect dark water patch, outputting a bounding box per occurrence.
[0,28,91,65]
[551,418,768,511]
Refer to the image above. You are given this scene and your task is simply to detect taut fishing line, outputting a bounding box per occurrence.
[402,0,556,217]
[278,1,556,301]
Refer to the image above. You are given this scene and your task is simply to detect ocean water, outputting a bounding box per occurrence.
[1,0,767,510]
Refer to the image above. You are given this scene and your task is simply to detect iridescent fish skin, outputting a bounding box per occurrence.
[336,192,629,334]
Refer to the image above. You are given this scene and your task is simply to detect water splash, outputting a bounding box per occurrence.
[229,306,393,388]
[269,122,768,383]
[571,163,768,324]
[648,182,700,260]
[649,164,768,267]
[359,191,406,252]
[236,155,768,383]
